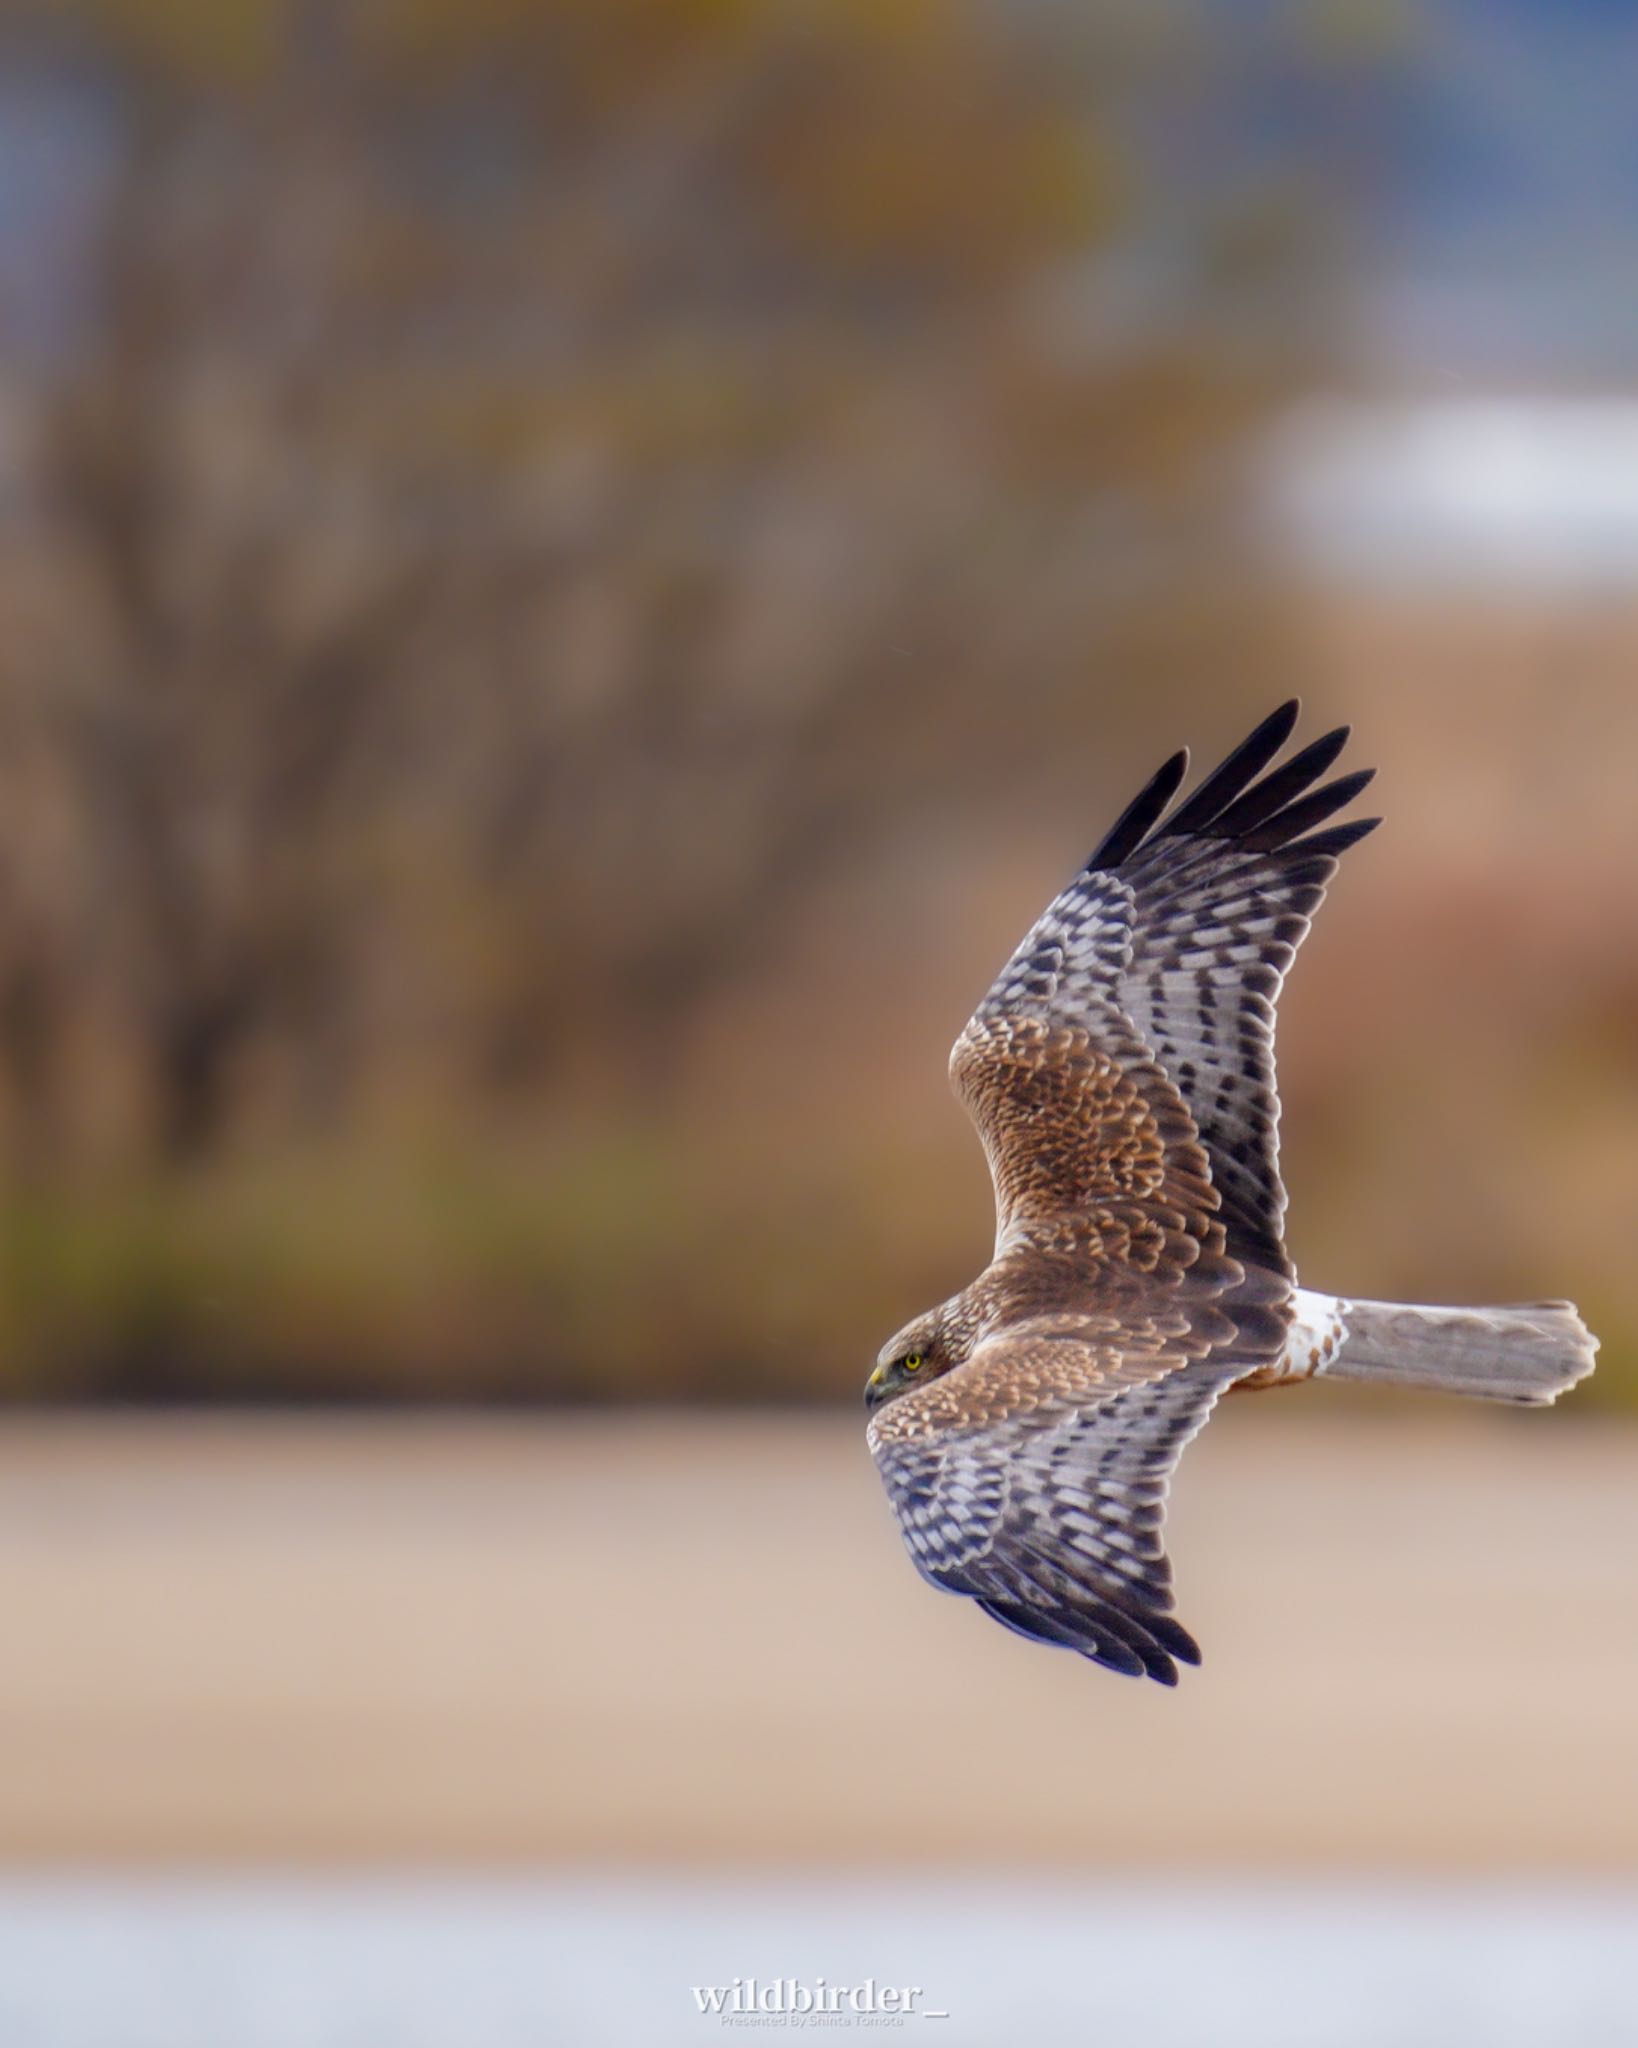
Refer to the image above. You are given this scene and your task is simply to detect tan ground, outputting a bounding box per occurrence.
[0,1403,1633,1868]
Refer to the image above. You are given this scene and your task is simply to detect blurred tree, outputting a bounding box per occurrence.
[28,69,439,1160]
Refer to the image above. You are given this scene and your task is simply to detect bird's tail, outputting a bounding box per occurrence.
[1319,1296,1597,1406]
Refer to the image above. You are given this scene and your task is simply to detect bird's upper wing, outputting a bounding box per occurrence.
[952,701,1378,1274]
[868,1270,1284,1683]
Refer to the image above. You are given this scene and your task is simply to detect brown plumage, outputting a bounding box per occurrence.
[865,702,1596,1685]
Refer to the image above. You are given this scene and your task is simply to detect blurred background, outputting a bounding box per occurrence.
[0,2,1635,2043]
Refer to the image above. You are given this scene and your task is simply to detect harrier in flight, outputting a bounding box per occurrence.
[866,702,1596,1684]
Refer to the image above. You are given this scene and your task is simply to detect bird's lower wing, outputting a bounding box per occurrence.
[868,1294,1281,1685]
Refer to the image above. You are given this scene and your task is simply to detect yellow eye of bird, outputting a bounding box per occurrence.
[903,1352,923,1371]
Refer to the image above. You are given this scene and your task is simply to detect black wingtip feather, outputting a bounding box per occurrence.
[1208,726,1352,841]
[1242,766,1377,852]
[1289,814,1381,859]
[1160,699,1300,839]
[1091,701,1376,873]
[1086,748,1189,872]
[1142,1612,1202,1666]
[975,1591,1194,1686]
[1087,1637,1151,1681]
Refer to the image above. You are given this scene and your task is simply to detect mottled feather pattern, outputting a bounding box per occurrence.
[950,1019,1217,1248]
[978,864,1136,1018]
[870,1293,1224,1446]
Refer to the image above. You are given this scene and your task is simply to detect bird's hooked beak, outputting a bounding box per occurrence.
[864,1363,889,1410]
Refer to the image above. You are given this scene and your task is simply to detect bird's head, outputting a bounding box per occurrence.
[865,1312,957,1411]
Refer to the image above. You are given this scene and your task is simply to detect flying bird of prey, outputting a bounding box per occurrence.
[865,702,1597,1685]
